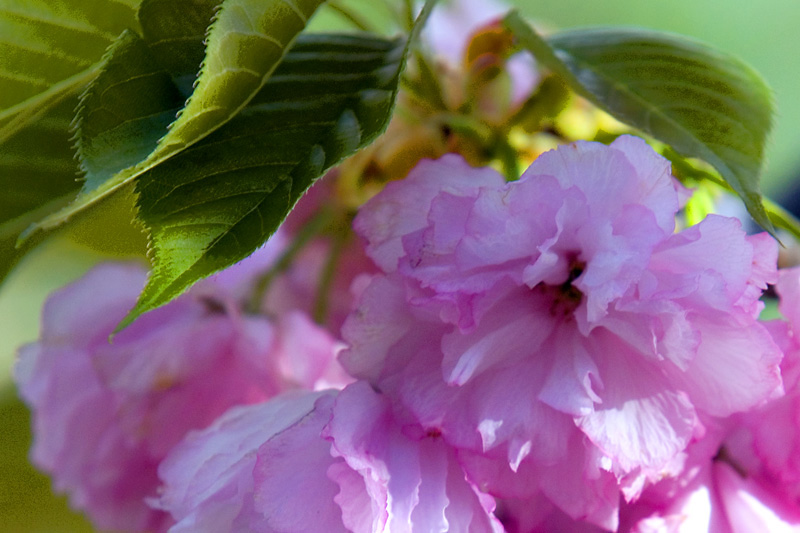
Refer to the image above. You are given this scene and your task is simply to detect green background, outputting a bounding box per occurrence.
[1,0,798,530]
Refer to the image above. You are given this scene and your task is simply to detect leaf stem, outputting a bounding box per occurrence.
[493,134,521,181]
[402,0,416,32]
[3,192,76,242]
[313,223,348,325]
[411,50,449,111]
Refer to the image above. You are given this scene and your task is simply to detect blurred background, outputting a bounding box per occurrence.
[2,0,798,530]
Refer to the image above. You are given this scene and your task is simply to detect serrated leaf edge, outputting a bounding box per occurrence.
[113,0,440,333]
[22,0,325,244]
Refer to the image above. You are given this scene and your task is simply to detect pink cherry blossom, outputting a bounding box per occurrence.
[424,0,508,65]
[671,266,800,529]
[627,461,800,533]
[496,494,611,533]
[156,383,503,532]
[15,255,345,531]
[344,136,782,528]
[155,390,342,532]
[614,267,800,532]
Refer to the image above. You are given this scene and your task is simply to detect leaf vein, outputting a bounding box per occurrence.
[178,120,337,153]
[91,70,175,104]
[159,190,277,220]
[143,162,295,204]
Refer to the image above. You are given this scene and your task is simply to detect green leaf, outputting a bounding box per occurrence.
[504,13,776,233]
[1,97,79,226]
[117,32,408,331]
[0,0,139,144]
[24,0,327,240]
[113,0,438,330]
[137,0,222,95]
[153,0,328,160]
[0,0,141,276]
[71,0,222,198]
[76,30,186,190]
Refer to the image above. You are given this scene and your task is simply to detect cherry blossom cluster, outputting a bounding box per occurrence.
[16,134,800,532]
[13,0,800,530]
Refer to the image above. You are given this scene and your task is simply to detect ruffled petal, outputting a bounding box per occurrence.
[354,154,504,272]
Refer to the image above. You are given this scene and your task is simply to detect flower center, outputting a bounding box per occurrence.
[534,256,586,318]
[425,428,443,440]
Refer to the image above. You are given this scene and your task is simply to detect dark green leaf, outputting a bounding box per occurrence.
[504,13,776,233]
[137,0,222,95]
[0,0,140,278]
[148,0,330,162]
[114,0,438,330]
[116,32,408,330]
[77,31,185,190]
[4,0,435,329]
[25,0,327,239]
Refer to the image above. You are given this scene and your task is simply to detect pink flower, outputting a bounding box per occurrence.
[154,391,341,532]
[425,0,508,65]
[156,383,502,532]
[15,256,345,531]
[496,494,610,533]
[677,266,800,526]
[344,136,782,528]
[616,267,800,532]
[628,461,800,532]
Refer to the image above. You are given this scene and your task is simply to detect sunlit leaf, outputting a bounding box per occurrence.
[116,1,439,331]
[152,0,327,160]
[76,0,221,196]
[505,13,775,233]
[25,0,327,240]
